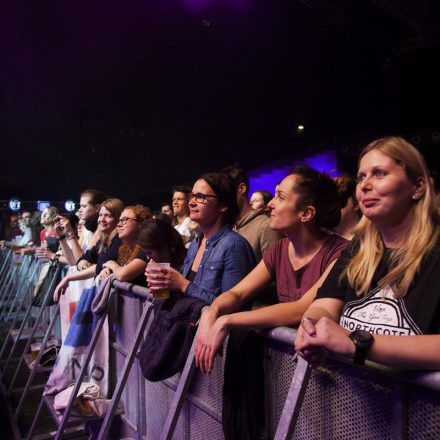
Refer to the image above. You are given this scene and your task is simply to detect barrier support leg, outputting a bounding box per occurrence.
[273,356,312,440]
[160,333,199,440]
[97,298,155,440]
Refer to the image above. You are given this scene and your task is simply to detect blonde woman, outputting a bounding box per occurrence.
[296,136,440,369]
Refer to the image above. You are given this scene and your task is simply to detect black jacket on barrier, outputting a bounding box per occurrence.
[139,293,206,382]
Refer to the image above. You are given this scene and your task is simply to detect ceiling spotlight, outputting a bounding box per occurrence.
[8,198,21,212]
[65,200,76,212]
[297,125,305,132]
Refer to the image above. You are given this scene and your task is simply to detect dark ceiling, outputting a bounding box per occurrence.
[1,0,440,207]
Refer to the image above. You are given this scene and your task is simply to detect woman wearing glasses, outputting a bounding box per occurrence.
[99,205,152,285]
[53,198,125,301]
[147,172,256,304]
[194,166,348,374]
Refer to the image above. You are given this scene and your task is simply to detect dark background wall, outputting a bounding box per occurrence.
[1,0,439,208]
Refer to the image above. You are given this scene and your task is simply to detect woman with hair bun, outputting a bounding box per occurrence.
[195,166,348,373]
[333,174,361,240]
[296,137,440,369]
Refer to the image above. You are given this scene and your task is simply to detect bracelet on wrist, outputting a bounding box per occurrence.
[57,235,66,241]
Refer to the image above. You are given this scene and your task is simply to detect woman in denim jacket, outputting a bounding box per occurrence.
[146,172,256,305]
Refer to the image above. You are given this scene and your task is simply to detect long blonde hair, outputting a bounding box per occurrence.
[345,136,440,297]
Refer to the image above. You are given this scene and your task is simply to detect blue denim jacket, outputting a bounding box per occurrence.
[182,225,256,304]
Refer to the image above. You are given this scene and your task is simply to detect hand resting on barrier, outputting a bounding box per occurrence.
[195,308,227,374]
[53,277,70,302]
[98,267,112,281]
[53,265,97,302]
[295,315,353,366]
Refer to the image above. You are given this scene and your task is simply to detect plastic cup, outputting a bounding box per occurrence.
[149,262,170,300]
[31,342,42,360]
[12,252,23,268]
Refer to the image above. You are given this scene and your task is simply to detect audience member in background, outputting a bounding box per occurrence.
[55,189,107,266]
[171,186,194,246]
[34,206,60,261]
[153,211,173,225]
[161,202,173,217]
[296,136,440,370]
[53,198,125,301]
[250,190,273,212]
[147,172,255,305]
[5,215,22,241]
[223,165,281,263]
[99,205,152,285]
[16,210,34,247]
[39,206,59,242]
[0,214,26,249]
[333,175,361,240]
[195,166,348,373]
[18,211,43,254]
[139,218,187,271]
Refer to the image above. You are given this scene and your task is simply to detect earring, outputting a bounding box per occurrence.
[412,194,422,200]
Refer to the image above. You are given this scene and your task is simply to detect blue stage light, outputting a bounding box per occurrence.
[8,198,21,212]
[64,200,76,212]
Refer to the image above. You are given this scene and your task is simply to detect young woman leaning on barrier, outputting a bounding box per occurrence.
[98,205,152,285]
[53,198,125,301]
[146,171,256,304]
[195,166,349,374]
[295,136,440,370]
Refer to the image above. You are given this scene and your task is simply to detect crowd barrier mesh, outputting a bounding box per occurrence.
[1,250,440,440]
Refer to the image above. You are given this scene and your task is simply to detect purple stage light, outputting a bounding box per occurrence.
[248,150,338,198]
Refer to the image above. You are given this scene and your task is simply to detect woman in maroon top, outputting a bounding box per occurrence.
[195,166,348,373]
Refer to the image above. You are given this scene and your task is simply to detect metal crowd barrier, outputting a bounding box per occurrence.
[108,281,440,440]
[1,251,440,439]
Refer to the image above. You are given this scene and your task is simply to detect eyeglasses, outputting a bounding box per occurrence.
[190,192,219,204]
[117,217,138,226]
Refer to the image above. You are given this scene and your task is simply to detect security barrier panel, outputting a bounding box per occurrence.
[1,252,440,440]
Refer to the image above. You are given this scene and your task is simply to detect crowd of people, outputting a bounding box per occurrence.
[1,135,440,436]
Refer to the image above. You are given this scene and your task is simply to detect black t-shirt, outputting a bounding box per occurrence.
[316,240,440,335]
[79,234,122,274]
[79,235,149,285]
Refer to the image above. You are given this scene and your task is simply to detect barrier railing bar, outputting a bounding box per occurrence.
[135,296,147,440]
[391,382,406,440]
[8,264,61,392]
[262,326,440,391]
[0,261,41,360]
[4,258,38,323]
[120,413,138,433]
[273,356,311,440]
[112,280,151,301]
[53,289,116,440]
[97,288,155,440]
[1,264,59,380]
[16,302,61,420]
[159,307,209,440]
